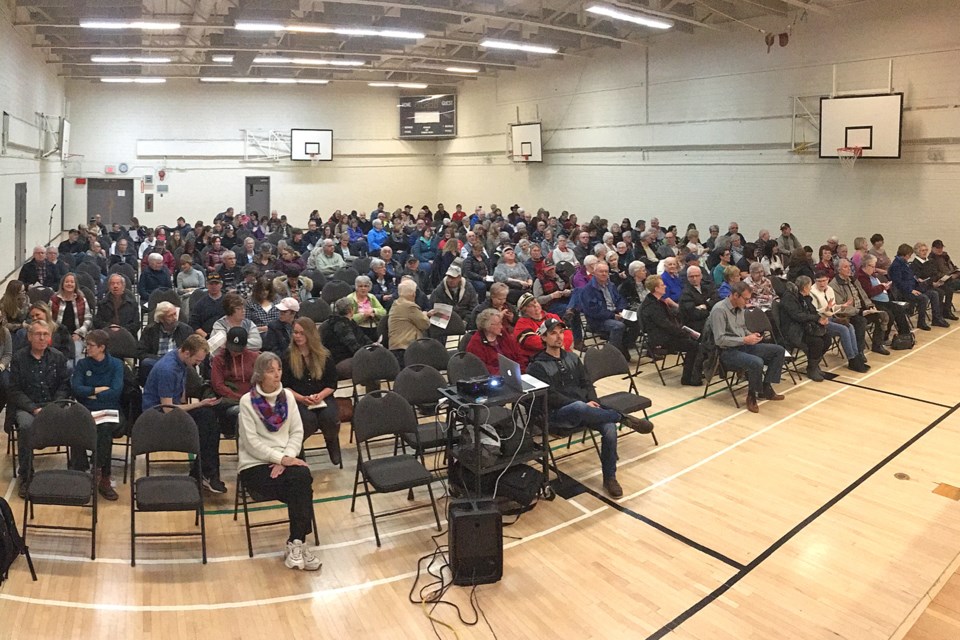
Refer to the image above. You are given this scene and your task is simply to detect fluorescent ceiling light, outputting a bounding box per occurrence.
[480,39,558,54]
[585,4,673,29]
[252,56,364,67]
[100,77,167,83]
[211,55,235,63]
[368,82,428,89]
[91,56,172,64]
[80,20,180,30]
[234,21,284,31]
[445,66,480,73]
[234,22,423,39]
[199,77,329,85]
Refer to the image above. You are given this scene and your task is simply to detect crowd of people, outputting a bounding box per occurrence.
[2,204,954,567]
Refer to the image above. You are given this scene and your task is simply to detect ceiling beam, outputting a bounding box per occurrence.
[771,0,832,15]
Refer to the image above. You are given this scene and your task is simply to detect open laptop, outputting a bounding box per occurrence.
[498,355,548,393]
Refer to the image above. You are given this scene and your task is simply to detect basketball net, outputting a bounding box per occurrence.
[837,146,862,169]
[309,153,320,166]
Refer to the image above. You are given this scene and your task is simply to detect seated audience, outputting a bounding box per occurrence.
[236,265,260,300]
[94,273,140,337]
[50,273,93,360]
[660,257,683,303]
[70,329,124,500]
[19,246,54,288]
[348,275,386,342]
[272,264,312,303]
[238,352,320,571]
[142,335,225,493]
[494,246,533,299]
[619,261,649,307]
[708,281,785,413]
[815,245,836,281]
[282,318,341,466]
[809,272,868,372]
[368,258,398,309]
[579,261,634,358]
[10,319,71,497]
[743,262,775,302]
[0,281,30,333]
[717,265,741,300]
[514,292,573,361]
[639,275,702,385]
[711,248,733,285]
[779,276,829,382]
[830,259,889,356]
[322,297,372,379]
[211,326,259,435]
[308,239,346,277]
[263,297,299,356]
[388,279,434,366]
[189,272,225,337]
[857,254,912,340]
[467,308,525,374]
[45,246,70,282]
[139,253,173,301]
[245,277,280,330]
[889,243,947,330]
[176,254,206,294]
[137,301,193,385]
[430,264,477,321]
[210,293,264,353]
[527,318,652,498]
[217,250,243,290]
[679,265,717,333]
[912,241,957,320]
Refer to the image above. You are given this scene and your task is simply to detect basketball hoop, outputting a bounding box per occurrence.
[308,153,320,167]
[521,154,530,162]
[837,146,862,169]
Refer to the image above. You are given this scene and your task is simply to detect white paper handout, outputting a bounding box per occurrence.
[430,303,453,329]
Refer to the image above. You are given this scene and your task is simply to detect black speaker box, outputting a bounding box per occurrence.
[448,499,503,586]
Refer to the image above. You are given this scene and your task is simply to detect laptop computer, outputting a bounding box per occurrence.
[498,355,548,393]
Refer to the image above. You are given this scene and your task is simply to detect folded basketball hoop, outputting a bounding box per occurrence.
[837,146,862,169]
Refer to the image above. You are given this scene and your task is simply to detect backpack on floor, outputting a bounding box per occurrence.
[0,497,32,584]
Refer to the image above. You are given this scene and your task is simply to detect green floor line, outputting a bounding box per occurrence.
[202,385,728,516]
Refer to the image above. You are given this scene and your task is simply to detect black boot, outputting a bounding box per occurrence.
[847,356,868,373]
[327,436,342,467]
[806,365,824,382]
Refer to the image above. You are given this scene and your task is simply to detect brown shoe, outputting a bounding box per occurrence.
[746,392,760,413]
[98,475,119,501]
[622,414,655,434]
[603,476,623,498]
[761,385,784,401]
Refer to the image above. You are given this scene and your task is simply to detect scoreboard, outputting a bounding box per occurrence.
[399,94,456,139]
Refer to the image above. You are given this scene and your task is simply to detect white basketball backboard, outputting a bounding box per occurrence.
[819,93,903,159]
[290,128,333,161]
[510,123,542,163]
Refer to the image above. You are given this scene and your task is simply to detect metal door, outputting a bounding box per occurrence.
[15,182,27,265]
[87,178,134,226]
[245,176,270,217]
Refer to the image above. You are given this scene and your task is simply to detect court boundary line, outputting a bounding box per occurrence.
[827,379,953,408]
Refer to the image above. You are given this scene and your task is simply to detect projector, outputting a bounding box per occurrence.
[456,375,502,398]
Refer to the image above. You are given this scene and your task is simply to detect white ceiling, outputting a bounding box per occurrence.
[12,0,843,87]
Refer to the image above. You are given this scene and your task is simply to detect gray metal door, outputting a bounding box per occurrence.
[15,182,27,265]
[87,178,134,226]
[245,176,270,217]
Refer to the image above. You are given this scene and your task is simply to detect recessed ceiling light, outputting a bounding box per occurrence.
[479,39,558,54]
[445,66,480,73]
[199,77,329,85]
[585,4,673,29]
[211,55,235,63]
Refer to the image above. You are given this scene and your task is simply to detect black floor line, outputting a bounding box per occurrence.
[828,379,953,409]
[644,401,960,640]
[552,470,746,571]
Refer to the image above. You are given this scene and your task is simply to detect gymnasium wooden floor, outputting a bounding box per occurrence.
[2,324,960,639]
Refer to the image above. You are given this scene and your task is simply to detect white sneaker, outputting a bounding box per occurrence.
[301,544,322,572]
[284,540,321,571]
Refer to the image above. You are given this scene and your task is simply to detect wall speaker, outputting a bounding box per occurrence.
[448,499,502,586]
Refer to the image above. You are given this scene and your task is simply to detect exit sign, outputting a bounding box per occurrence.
[104,165,116,174]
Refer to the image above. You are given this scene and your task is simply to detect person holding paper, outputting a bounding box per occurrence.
[71,329,124,500]
[911,242,958,321]
[830,259,890,356]
[281,318,341,466]
[889,243,947,330]
[810,272,868,373]
[347,275,386,342]
[388,279,436,367]
[639,275,702,386]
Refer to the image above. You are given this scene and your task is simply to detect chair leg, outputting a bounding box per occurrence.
[362,476,380,547]
[130,493,136,567]
[310,504,320,547]
[425,481,442,533]
[91,474,98,560]
[241,484,254,558]
[350,457,362,512]
[199,507,207,565]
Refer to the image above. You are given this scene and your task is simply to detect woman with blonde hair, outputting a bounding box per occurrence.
[281,318,341,466]
[0,280,29,332]
[238,351,320,571]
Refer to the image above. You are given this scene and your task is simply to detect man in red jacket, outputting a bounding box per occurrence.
[514,292,573,361]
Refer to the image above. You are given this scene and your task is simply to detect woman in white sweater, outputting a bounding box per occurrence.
[238,351,320,571]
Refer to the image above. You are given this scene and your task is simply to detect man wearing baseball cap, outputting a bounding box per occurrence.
[211,326,259,436]
[263,297,300,356]
[429,263,477,320]
[777,223,802,254]
[527,317,653,498]
[930,239,960,309]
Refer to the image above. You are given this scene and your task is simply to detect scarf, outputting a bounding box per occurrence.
[250,384,288,433]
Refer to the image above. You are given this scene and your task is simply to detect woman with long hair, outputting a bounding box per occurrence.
[0,280,29,332]
[22,301,72,356]
[238,351,320,571]
[50,272,93,359]
[245,277,280,330]
[281,318,341,466]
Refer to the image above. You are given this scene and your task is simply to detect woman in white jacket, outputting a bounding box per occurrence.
[810,272,867,373]
[238,351,320,571]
